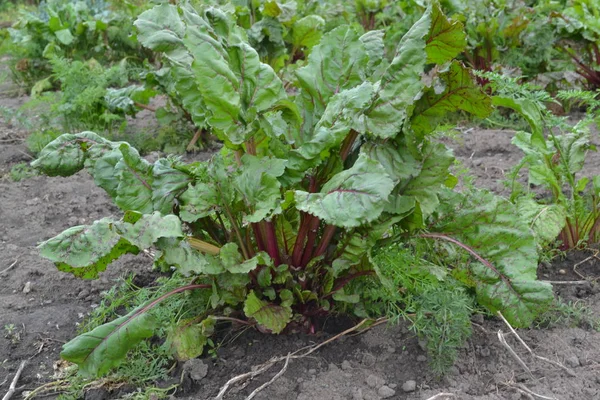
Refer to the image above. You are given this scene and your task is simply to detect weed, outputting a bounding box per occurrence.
[535,299,600,330]
[9,162,37,182]
[4,323,21,344]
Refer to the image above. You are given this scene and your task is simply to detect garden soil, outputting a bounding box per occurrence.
[1,86,600,399]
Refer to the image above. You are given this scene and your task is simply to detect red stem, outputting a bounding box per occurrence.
[252,223,266,253]
[300,216,321,267]
[292,214,312,266]
[314,225,336,258]
[265,219,281,266]
[340,130,359,162]
[324,270,374,298]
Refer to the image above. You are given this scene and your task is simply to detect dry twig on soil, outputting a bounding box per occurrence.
[213,318,373,400]
[497,330,533,378]
[424,393,456,400]
[2,360,27,400]
[244,353,291,400]
[497,312,576,377]
[0,259,18,276]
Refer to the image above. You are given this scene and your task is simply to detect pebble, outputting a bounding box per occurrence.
[77,289,90,299]
[183,359,208,382]
[418,339,427,351]
[308,369,317,375]
[22,281,32,294]
[558,269,566,275]
[402,380,417,393]
[341,360,352,370]
[565,355,580,368]
[417,355,427,362]
[366,374,384,388]
[378,386,396,398]
[480,347,491,357]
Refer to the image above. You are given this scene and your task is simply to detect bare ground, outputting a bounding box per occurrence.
[1,86,600,400]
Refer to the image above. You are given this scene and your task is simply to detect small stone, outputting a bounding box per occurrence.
[558,269,567,275]
[366,374,384,388]
[308,369,317,375]
[378,385,396,398]
[351,388,363,400]
[341,360,352,370]
[417,339,427,351]
[389,383,397,389]
[386,346,396,353]
[565,355,580,368]
[480,347,491,357]
[183,359,208,382]
[22,281,32,294]
[402,380,417,393]
[77,289,90,299]
[417,355,427,362]
[471,313,484,324]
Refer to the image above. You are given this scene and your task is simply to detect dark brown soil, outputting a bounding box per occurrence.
[1,77,600,400]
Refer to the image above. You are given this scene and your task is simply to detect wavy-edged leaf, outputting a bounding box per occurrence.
[219,243,272,274]
[295,26,368,122]
[400,142,454,217]
[425,1,466,64]
[151,158,194,214]
[31,132,109,176]
[361,140,420,183]
[114,144,154,213]
[61,305,157,377]
[364,7,430,138]
[516,198,566,246]
[134,4,185,52]
[166,317,215,361]
[156,238,224,276]
[412,61,492,137]
[295,154,394,228]
[243,290,291,333]
[38,219,138,280]
[290,15,325,53]
[429,189,553,327]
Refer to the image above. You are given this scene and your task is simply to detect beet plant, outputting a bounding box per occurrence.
[32,1,553,377]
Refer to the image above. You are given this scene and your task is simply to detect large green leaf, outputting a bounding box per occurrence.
[31,132,109,176]
[516,198,566,246]
[290,15,325,52]
[425,1,466,64]
[364,6,430,138]
[429,189,554,327]
[61,305,157,377]
[243,291,291,333]
[412,61,492,137]
[288,82,374,172]
[361,140,420,183]
[151,158,194,214]
[295,26,368,122]
[295,154,394,228]
[39,213,183,279]
[114,144,154,213]
[134,4,185,52]
[400,142,454,217]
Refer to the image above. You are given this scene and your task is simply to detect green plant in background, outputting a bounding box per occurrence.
[552,0,600,89]
[31,1,552,378]
[6,0,147,89]
[486,70,600,250]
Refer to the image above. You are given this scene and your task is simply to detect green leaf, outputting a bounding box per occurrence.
[412,62,492,137]
[364,8,430,138]
[430,189,554,327]
[425,1,466,64]
[361,140,420,183]
[243,291,291,334]
[295,154,394,228]
[290,15,325,52]
[55,28,74,45]
[295,26,368,121]
[116,212,183,249]
[516,198,566,246]
[156,238,224,276]
[166,317,215,361]
[360,30,385,72]
[39,224,137,280]
[492,96,544,142]
[134,4,185,52]
[114,144,154,213]
[32,132,109,176]
[151,158,193,214]
[61,305,157,377]
[400,142,454,217]
[219,243,271,274]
